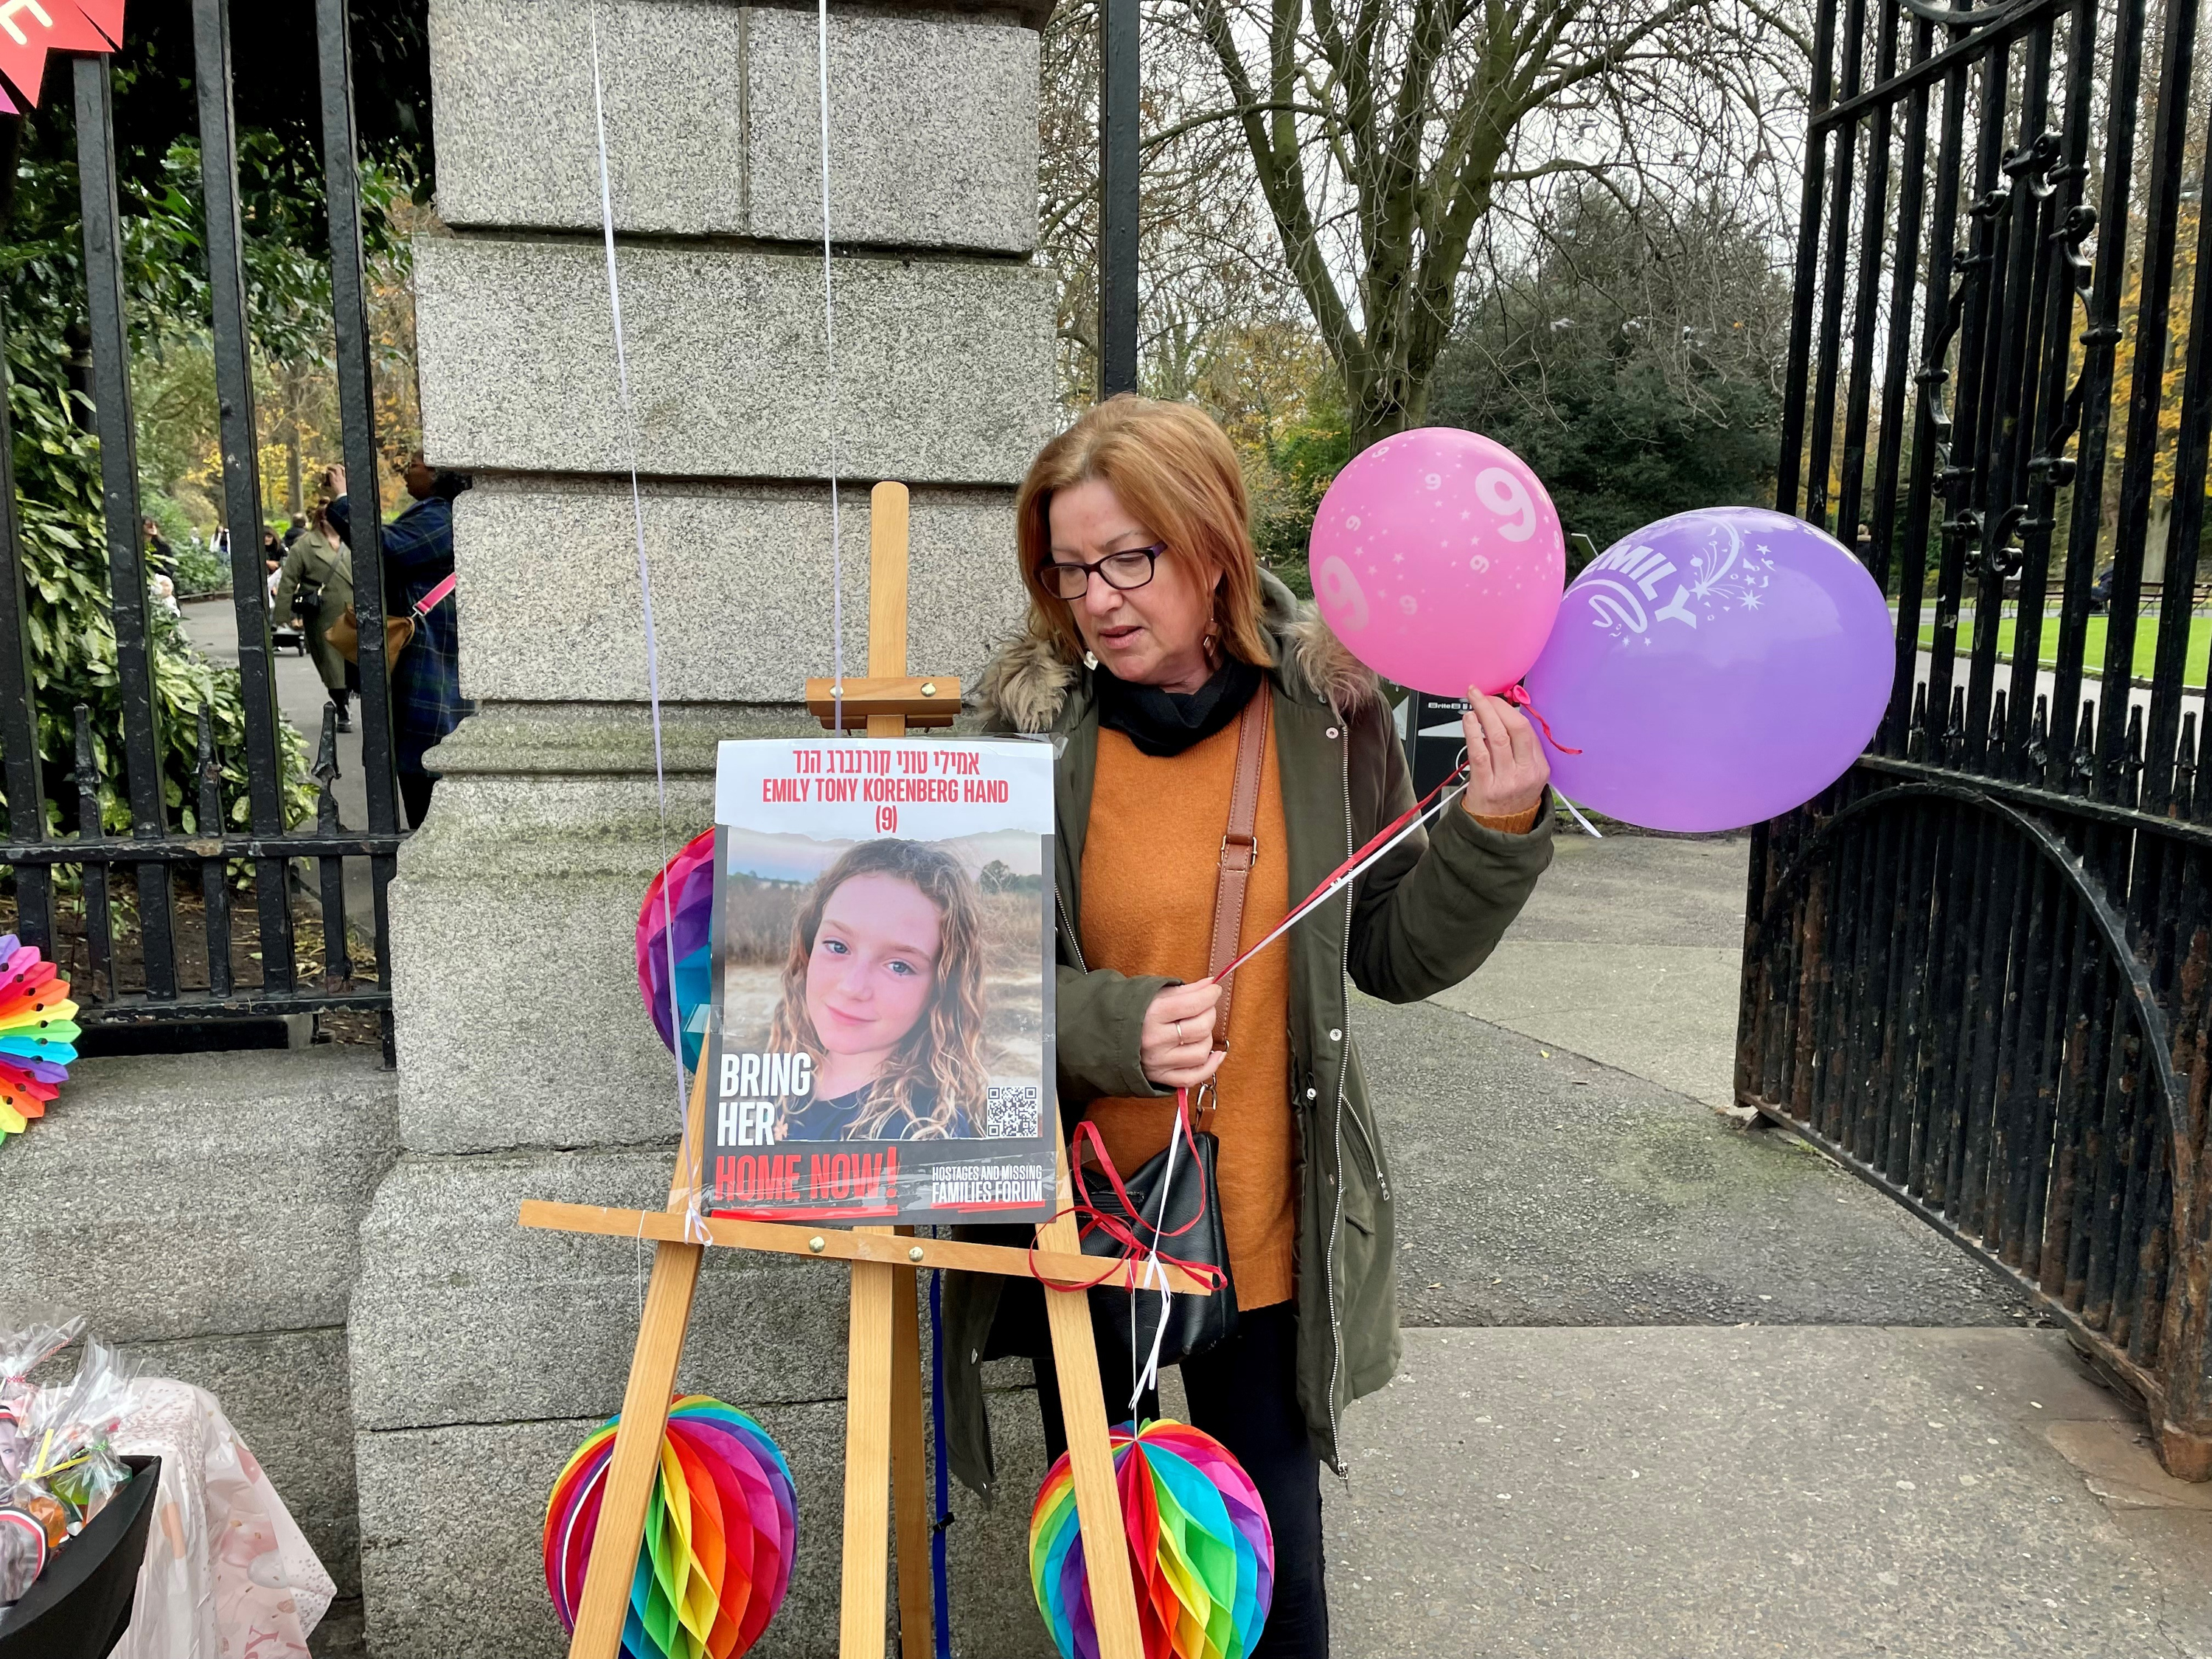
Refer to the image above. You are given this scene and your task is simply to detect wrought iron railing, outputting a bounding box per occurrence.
[1746,0,2212,1479]
[0,0,408,1051]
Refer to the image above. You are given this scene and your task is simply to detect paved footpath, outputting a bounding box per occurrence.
[1298,828,2212,1657]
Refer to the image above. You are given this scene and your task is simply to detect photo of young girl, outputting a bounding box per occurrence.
[707,738,1054,1221]
[761,838,992,1140]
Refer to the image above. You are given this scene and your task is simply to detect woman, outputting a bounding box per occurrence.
[942,397,1552,1658]
[765,838,992,1141]
[324,454,470,827]
[272,503,358,731]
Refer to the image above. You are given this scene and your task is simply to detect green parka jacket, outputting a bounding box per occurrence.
[942,574,1553,1497]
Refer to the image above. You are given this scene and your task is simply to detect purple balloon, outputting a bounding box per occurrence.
[1523,507,1893,833]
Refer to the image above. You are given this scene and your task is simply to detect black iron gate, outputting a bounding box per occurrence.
[1750,0,2212,1477]
[0,1,408,1047]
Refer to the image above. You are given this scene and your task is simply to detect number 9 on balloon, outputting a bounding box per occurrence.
[1307,427,1565,697]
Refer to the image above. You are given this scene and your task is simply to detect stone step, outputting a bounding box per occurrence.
[4,1046,396,1343]
[2,1045,397,1616]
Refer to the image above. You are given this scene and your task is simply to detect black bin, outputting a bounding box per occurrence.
[0,1455,161,1659]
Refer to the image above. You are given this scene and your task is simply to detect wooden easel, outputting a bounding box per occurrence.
[521,481,1200,1659]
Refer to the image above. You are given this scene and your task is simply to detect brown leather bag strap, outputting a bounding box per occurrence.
[1205,688,1270,1053]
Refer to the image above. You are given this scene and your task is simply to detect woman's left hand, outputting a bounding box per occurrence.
[1460,692,1548,820]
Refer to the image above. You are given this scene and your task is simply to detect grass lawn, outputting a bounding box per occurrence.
[1913,612,2212,686]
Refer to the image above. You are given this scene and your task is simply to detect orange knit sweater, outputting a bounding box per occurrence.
[1080,720,1298,1310]
[1078,713,1543,1310]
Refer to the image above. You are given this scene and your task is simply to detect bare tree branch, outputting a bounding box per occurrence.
[1140,100,1344,152]
[1158,0,1809,447]
[1037,0,1812,444]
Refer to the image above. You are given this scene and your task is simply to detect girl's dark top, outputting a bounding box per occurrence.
[779,1082,945,1141]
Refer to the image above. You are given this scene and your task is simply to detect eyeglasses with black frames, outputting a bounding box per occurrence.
[1036,543,1166,600]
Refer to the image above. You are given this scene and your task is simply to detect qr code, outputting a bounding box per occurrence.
[987,1083,1042,1138]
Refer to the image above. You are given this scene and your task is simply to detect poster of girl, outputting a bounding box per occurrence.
[706,736,1055,1225]
[765,838,990,1140]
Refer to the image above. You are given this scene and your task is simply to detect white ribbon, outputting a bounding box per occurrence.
[1127,1096,1186,1413]
[1555,792,1604,838]
[590,12,708,1244]
[815,0,844,728]
[1225,784,1468,975]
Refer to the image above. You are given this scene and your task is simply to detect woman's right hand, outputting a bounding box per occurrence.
[1139,979,1225,1090]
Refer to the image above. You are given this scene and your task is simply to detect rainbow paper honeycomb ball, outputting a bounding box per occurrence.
[544,1395,797,1659]
[636,830,716,1068]
[1030,1419,1274,1659]
[0,934,77,1148]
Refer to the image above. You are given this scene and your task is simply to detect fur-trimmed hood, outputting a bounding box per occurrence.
[975,571,1379,733]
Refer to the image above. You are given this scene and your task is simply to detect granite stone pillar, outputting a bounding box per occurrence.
[348,5,1060,1653]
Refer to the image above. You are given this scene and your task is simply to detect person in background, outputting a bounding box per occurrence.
[2090,563,2116,614]
[142,516,175,577]
[261,523,284,568]
[324,453,470,828]
[274,502,358,733]
[282,512,308,550]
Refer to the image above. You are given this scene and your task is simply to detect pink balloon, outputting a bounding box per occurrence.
[1309,428,1566,696]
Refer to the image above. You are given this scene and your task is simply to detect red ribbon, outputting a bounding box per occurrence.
[1503,683,1582,754]
[1024,1095,1231,1297]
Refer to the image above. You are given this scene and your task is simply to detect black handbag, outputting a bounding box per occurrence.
[1075,1106,1239,1397]
[1073,688,1270,1393]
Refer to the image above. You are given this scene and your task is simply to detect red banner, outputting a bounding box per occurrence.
[0,0,122,109]
[71,0,119,46]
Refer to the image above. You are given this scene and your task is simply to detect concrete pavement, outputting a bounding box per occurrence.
[1363,993,2030,1331]
[1430,830,1749,1107]
[1307,824,2212,1657]
[1333,1326,2212,1657]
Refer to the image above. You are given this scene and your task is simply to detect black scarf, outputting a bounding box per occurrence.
[1094,655,1263,758]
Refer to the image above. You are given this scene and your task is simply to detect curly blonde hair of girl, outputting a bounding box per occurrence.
[766,839,991,1139]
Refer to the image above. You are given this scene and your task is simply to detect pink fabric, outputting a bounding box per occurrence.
[109,1379,333,1659]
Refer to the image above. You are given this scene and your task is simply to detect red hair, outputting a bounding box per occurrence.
[1013,396,1274,667]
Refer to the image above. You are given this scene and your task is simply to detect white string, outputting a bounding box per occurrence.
[1127,1099,1183,1412]
[816,0,844,728]
[1554,791,1604,838]
[1226,785,1468,975]
[591,12,709,1245]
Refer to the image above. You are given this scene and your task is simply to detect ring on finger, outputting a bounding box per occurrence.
[1175,1018,1187,1043]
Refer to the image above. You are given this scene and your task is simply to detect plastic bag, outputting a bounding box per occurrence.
[0,1306,87,1486]
[111,1378,334,1659]
[6,1336,139,1540]
[0,1506,44,1605]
